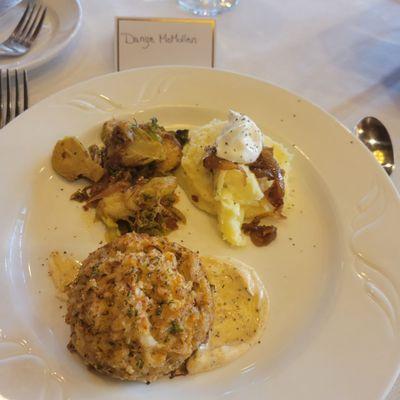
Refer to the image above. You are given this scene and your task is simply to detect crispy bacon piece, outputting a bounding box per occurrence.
[242,216,277,247]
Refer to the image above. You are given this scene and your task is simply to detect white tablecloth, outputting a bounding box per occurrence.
[24,0,400,397]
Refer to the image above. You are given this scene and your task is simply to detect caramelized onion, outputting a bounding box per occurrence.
[203,147,238,171]
[242,217,277,247]
[266,180,285,209]
[249,147,285,210]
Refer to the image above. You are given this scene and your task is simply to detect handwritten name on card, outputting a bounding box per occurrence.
[116,18,215,71]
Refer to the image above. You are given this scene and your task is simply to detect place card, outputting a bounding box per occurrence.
[116,17,215,71]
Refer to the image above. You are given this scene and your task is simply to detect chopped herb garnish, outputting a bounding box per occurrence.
[156,304,163,316]
[168,320,183,335]
[91,264,100,277]
[150,117,159,129]
[130,121,162,142]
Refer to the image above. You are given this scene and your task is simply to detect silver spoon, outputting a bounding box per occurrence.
[354,116,395,175]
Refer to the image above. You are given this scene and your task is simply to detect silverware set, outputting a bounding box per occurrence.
[0,0,47,57]
[0,1,45,126]
[0,69,28,128]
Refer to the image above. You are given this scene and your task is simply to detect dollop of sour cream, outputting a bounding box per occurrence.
[216,110,263,164]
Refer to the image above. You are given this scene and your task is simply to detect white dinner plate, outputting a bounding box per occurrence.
[0,0,82,71]
[0,66,399,400]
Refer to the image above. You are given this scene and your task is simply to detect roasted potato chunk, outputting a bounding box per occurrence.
[51,137,104,182]
[155,133,183,174]
[102,119,165,168]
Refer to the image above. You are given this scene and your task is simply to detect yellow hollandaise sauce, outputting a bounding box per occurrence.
[187,256,268,374]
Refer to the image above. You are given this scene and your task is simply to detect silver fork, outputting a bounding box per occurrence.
[0,1,47,57]
[0,69,28,128]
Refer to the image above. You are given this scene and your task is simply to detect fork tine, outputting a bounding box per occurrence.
[12,2,33,37]
[0,70,3,129]
[19,2,40,40]
[5,70,12,125]
[0,70,29,128]
[23,70,28,111]
[15,70,20,117]
[14,2,36,38]
[2,1,45,56]
[26,6,46,44]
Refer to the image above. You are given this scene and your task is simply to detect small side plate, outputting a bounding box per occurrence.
[0,0,82,71]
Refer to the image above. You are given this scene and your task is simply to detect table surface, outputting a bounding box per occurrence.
[6,0,400,398]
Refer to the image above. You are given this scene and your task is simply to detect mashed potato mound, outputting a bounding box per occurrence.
[178,119,292,246]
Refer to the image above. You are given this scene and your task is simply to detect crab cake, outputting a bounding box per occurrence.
[65,232,213,382]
